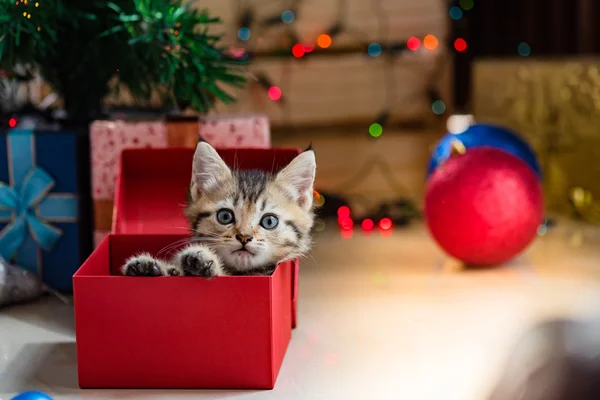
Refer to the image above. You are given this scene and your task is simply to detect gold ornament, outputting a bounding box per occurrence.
[568,186,600,224]
[450,139,467,156]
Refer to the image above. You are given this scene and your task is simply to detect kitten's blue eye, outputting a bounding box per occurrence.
[260,214,279,230]
[216,209,235,225]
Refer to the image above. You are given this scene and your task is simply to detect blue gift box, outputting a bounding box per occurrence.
[0,129,91,291]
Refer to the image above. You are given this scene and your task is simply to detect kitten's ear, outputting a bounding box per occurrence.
[190,141,231,201]
[275,149,316,210]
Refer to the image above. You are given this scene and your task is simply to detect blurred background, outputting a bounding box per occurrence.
[3,1,600,399]
[3,0,600,231]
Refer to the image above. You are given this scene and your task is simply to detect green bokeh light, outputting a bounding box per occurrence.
[518,42,531,56]
[459,0,474,10]
[369,123,383,137]
[432,100,446,115]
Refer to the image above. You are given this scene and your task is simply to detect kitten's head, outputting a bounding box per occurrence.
[184,140,316,273]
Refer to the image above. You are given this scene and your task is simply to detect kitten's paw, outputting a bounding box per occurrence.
[176,245,222,278]
[122,253,183,277]
[122,253,163,277]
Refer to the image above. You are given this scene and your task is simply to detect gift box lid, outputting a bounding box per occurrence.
[112,147,302,234]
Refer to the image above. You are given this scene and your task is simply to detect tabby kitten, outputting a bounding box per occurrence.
[122,140,316,277]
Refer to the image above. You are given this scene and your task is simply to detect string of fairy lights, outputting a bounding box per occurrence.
[228,0,474,137]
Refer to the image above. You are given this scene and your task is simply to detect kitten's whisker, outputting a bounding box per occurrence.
[306,252,318,265]
[158,237,195,256]
[158,243,189,258]
[193,237,220,243]
[163,226,195,233]
[192,231,222,239]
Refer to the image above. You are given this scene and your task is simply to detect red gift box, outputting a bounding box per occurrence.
[74,147,301,389]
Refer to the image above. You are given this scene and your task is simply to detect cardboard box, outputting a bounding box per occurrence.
[74,147,301,389]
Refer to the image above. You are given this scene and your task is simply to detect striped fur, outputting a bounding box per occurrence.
[182,141,316,275]
[122,141,316,277]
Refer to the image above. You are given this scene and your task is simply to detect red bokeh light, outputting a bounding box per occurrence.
[361,218,374,232]
[8,117,17,128]
[337,206,351,219]
[379,217,393,230]
[340,218,354,230]
[229,47,247,58]
[407,36,421,51]
[303,44,315,53]
[454,38,467,52]
[292,44,306,58]
[268,86,282,101]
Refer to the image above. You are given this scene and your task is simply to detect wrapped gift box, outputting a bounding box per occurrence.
[0,129,92,291]
[91,115,271,246]
[473,58,600,218]
[74,147,299,389]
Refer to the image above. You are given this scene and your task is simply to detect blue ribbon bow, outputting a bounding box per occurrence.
[0,167,62,258]
[0,130,78,273]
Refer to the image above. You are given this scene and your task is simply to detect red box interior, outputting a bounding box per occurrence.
[74,147,302,389]
[113,147,302,234]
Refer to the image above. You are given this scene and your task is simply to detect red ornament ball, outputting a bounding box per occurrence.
[424,147,544,266]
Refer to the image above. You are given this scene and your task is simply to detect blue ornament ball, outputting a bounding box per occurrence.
[11,391,53,400]
[427,123,541,179]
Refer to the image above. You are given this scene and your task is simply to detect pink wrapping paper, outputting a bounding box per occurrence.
[200,114,271,148]
[91,120,168,200]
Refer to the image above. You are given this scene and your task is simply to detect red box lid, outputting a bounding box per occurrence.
[113,147,301,234]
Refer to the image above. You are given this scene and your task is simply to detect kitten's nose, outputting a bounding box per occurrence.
[236,234,253,245]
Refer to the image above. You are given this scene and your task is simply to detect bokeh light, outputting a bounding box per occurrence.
[459,0,474,10]
[281,10,295,24]
[449,6,463,20]
[303,44,315,53]
[361,219,374,232]
[317,34,332,48]
[379,218,393,230]
[369,123,383,137]
[340,218,354,230]
[407,36,421,51]
[537,224,547,236]
[237,27,251,41]
[8,117,17,128]
[229,47,246,58]
[432,100,446,115]
[292,43,306,58]
[368,42,382,57]
[337,206,351,219]
[268,86,282,101]
[313,189,325,207]
[423,35,439,50]
[454,38,467,52]
[518,42,531,56]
